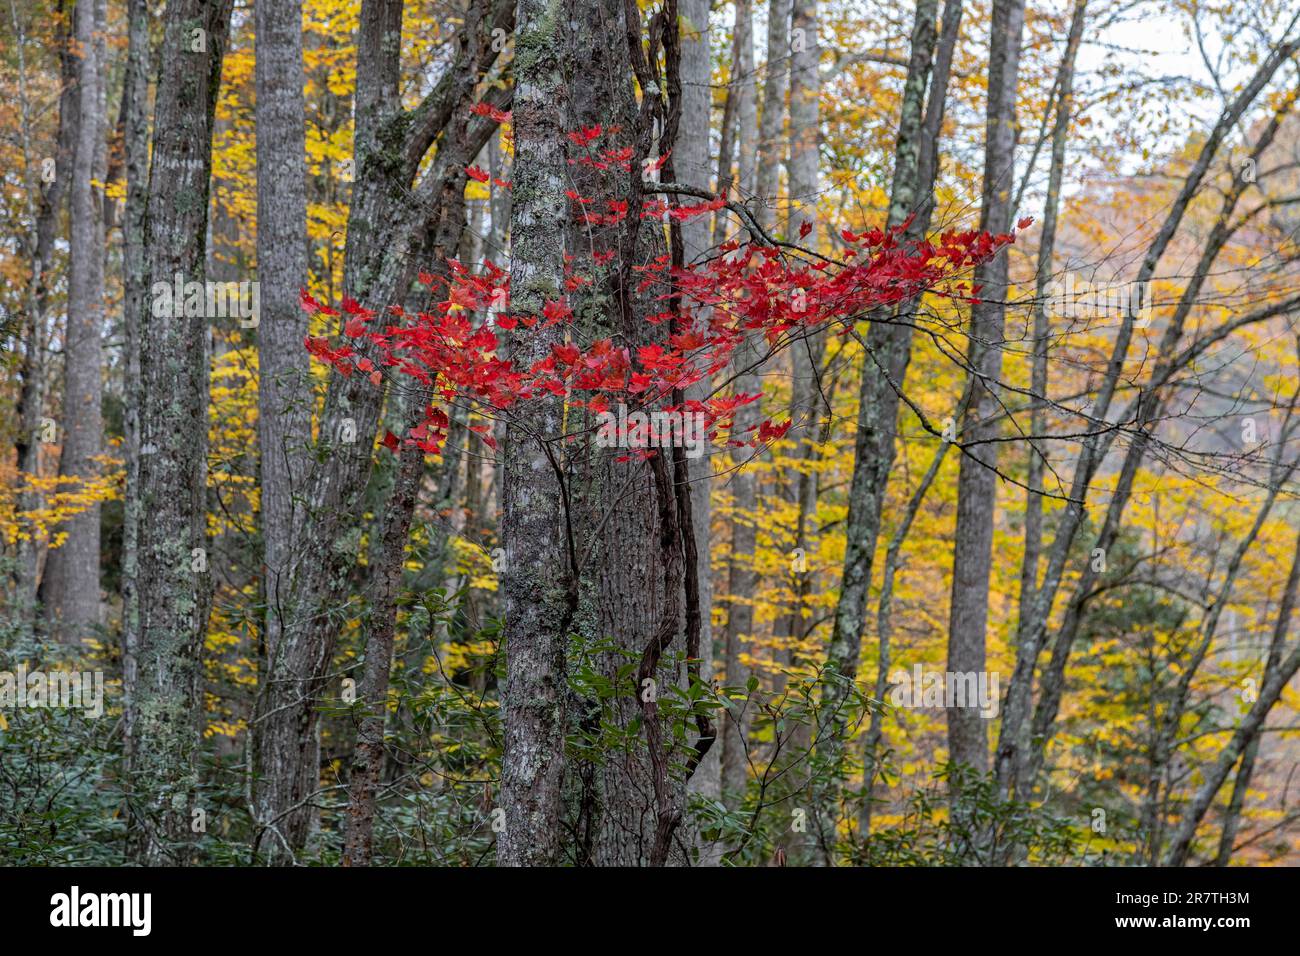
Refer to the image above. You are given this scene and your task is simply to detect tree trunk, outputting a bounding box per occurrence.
[43,0,107,642]
[860,435,951,842]
[735,2,758,199]
[820,0,941,742]
[781,0,833,690]
[716,0,795,819]
[753,0,790,232]
[10,0,76,617]
[559,0,706,866]
[774,0,824,865]
[677,0,723,842]
[814,0,961,858]
[250,0,408,862]
[342,386,430,866]
[945,0,1024,777]
[715,0,756,233]
[129,0,235,865]
[496,0,574,868]
[250,0,511,862]
[721,334,761,809]
[1212,735,1261,867]
[120,0,152,763]
[1016,0,1086,648]
[254,0,311,671]
[786,0,818,242]
[675,0,713,208]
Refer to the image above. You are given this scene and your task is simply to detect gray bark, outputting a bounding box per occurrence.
[755,0,832,863]
[676,0,713,208]
[735,3,758,198]
[821,0,943,739]
[814,0,961,856]
[342,386,429,866]
[721,335,762,809]
[786,0,818,242]
[250,0,511,862]
[753,0,790,232]
[497,0,573,869]
[9,0,75,616]
[860,434,951,840]
[120,0,152,762]
[250,0,411,860]
[715,0,795,819]
[783,0,824,654]
[558,0,707,866]
[254,0,311,670]
[487,134,510,255]
[715,0,757,241]
[129,0,235,865]
[945,0,1024,776]
[43,0,108,642]
[343,191,471,865]
[677,0,723,835]
[777,0,822,863]
[1212,733,1261,867]
[1015,0,1086,636]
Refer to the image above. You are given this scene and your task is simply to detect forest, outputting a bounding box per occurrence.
[1,0,1299,869]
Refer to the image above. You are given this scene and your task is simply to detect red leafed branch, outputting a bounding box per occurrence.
[303,129,1021,458]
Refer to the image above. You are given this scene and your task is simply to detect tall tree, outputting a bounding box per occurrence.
[776,0,823,863]
[718,0,792,815]
[119,0,152,761]
[753,0,790,231]
[129,0,235,864]
[1015,0,1087,657]
[720,0,791,820]
[815,0,962,856]
[42,0,107,641]
[776,0,825,724]
[945,0,1025,776]
[251,0,512,862]
[676,0,723,828]
[715,0,757,243]
[497,0,572,866]
[558,0,712,866]
[345,217,469,865]
[9,0,77,616]
[721,335,761,810]
[784,0,822,486]
[254,0,311,678]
